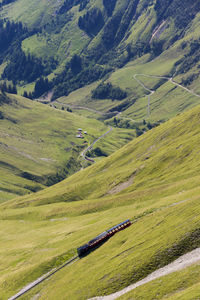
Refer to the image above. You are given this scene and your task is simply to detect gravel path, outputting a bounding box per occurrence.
[134,74,200,98]
[81,127,113,163]
[133,73,200,118]
[90,247,200,300]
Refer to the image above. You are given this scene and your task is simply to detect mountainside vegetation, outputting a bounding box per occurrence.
[2,102,200,299]
[0,0,199,110]
[1,1,200,299]
[0,92,134,202]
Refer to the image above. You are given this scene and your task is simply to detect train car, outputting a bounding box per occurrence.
[77,231,108,257]
[106,219,131,236]
[77,219,131,257]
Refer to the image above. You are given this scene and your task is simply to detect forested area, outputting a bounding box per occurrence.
[78,7,104,36]
[0,0,17,7]
[92,83,127,100]
[2,45,45,83]
[0,0,200,100]
[0,20,27,59]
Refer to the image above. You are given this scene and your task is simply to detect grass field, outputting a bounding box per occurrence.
[0,92,134,202]
[55,39,200,125]
[1,0,200,127]
[119,263,200,300]
[2,103,200,299]
[1,2,200,299]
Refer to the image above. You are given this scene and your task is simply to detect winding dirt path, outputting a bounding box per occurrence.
[81,126,113,163]
[53,100,120,117]
[133,74,155,117]
[90,247,200,300]
[133,73,200,118]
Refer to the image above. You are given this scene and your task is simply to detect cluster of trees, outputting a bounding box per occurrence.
[103,0,117,16]
[70,54,82,74]
[58,0,88,14]
[0,0,17,7]
[21,53,112,100]
[22,91,33,99]
[92,82,127,100]
[110,117,160,136]
[23,77,51,99]
[33,77,51,98]
[0,82,17,94]
[61,106,72,112]
[181,73,199,87]
[175,39,200,78]
[2,45,44,83]
[155,0,200,29]
[101,13,122,50]
[0,19,56,96]
[0,19,49,89]
[52,58,112,100]
[78,7,104,36]
[79,0,89,11]
[58,0,79,14]
[86,147,108,158]
[151,40,164,57]
[0,20,27,56]
[102,0,139,50]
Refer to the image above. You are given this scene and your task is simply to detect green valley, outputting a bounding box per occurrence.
[1,0,200,299]
[0,91,134,202]
[1,102,200,299]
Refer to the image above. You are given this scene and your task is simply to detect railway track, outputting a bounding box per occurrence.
[8,256,79,300]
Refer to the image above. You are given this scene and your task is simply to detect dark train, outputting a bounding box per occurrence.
[77,219,132,257]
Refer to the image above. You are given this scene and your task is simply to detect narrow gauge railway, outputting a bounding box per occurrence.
[9,220,131,299]
[77,219,132,257]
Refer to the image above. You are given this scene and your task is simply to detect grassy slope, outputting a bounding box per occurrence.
[2,104,200,298]
[0,92,134,202]
[108,41,200,123]
[119,263,200,300]
[54,12,200,124]
[1,0,200,125]
[1,0,57,27]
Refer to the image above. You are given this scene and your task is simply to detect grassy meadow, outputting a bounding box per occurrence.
[1,103,200,299]
[119,263,200,300]
[0,92,135,202]
[55,37,200,126]
[1,1,200,299]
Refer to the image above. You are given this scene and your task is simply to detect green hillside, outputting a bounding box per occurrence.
[0,92,134,202]
[1,1,200,299]
[0,0,199,125]
[2,103,200,299]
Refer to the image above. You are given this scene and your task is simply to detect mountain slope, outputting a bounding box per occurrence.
[0,0,199,110]
[2,103,200,299]
[0,92,134,202]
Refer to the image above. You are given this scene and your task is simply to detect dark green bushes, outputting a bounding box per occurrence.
[103,0,117,16]
[78,7,104,36]
[92,82,127,100]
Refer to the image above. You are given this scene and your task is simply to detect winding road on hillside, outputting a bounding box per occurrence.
[53,100,119,116]
[50,100,114,163]
[133,74,200,118]
[81,126,113,163]
[90,247,200,300]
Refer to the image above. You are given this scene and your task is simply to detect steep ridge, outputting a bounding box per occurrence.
[2,104,200,298]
